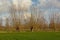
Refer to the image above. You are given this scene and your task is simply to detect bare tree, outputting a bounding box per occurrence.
[54,12,60,31]
[0,18,3,30]
[9,1,22,32]
[49,12,56,32]
[5,18,10,32]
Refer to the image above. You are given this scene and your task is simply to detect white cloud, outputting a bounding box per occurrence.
[24,12,31,19]
[12,0,32,9]
[38,0,48,6]
[20,0,32,9]
[12,0,18,8]
[50,0,60,8]
[2,16,7,20]
[0,2,2,6]
[38,0,60,8]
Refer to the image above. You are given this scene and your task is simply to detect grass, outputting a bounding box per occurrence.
[0,32,60,40]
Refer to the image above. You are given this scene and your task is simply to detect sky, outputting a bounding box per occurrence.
[0,0,60,16]
[0,0,60,26]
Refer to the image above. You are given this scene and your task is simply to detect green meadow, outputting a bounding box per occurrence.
[0,32,60,40]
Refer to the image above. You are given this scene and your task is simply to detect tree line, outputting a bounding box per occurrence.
[0,1,60,32]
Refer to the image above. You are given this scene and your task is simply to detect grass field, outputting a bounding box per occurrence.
[0,32,60,40]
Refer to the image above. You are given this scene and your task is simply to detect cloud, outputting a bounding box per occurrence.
[38,0,60,8]
[12,0,32,9]
[50,0,60,8]
[12,0,18,8]
[2,16,7,20]
[24,12,31,19]
[38,0,48,6]
[20,0,32,9]
[0,2,2,6]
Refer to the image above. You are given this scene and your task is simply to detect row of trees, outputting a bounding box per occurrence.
[0,12,60,32]
[0,0,60,32]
